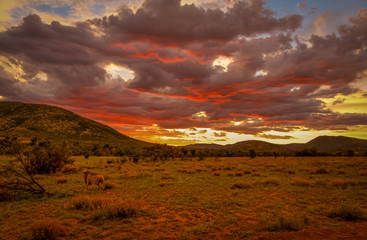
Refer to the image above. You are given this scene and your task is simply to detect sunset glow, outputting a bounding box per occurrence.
[1,0,367,146]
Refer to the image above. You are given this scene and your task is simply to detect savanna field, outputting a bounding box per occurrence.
[1,156,367,240]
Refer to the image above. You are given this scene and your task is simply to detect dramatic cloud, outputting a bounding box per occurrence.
[0,0,367,145]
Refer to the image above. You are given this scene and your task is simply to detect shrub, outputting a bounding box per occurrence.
[327,203,364,221]
[243,170,252,174]
[61,164,76,173]
[360,170,367,176]
[104,181,117,190]
[91,199,140,222]
[69,195,113,211]
[262,178,280,186]
[69,195,93,211]
[57,177,68,184]
[212,171,220,176]
[231,183,252,189]
[331,179,347,188]
[265,213,309,232]
[315,168,329,174]
[252,172,262,177]
[291,177,310,186]
[161,172,172,179]
[28,218,65,240]
[338,169,345,174]
[26,142,73,174]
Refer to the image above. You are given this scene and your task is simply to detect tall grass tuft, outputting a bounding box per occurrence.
[327,203,364,221]
[28,218,65,240]
[91,199,140,222]
[265,212,309,232]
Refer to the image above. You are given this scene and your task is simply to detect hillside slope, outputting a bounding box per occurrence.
[187,136,367,154]
[304,136,367,153]
[0,101,149,147]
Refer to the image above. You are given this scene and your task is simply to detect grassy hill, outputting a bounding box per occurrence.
[303,136,367,153]
[0,101,150,148]
[187,136,367,155]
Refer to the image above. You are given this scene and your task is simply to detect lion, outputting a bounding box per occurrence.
[83,169,105,191]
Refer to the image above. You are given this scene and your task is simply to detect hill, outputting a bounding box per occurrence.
[187,136,367,155]
[0,101,150,148]
[187,140,293,155]
[303,136,367,153]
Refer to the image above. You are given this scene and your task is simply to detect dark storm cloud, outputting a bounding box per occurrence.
[91,0,302,42]
[0,14,108,100]
[0,0,366,138]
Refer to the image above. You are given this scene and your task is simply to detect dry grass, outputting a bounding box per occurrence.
[328,203,364,221]
[261,177,280,186]
[91,199,141,222]
[2,156,367,240]
[291,177,311,186]
[56,177,68,184]
[27,218,66,240]
[230,183,252,189]
[103,181,117,190]
[68,195,113,211]
[265,212,309,232]
[331,178,348,188]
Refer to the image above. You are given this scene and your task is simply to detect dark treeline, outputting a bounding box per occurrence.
[0,136,364,163]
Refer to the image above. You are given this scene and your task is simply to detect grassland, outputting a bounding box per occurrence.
[1,156,367,240]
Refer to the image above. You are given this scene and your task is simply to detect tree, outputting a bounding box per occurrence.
[346,150,355,157]
[249,149,256,159]
[0,142,48,200]
[189,149,196,159]
[181,148,188,160]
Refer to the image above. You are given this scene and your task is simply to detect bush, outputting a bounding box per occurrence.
[69,195,93,211]
[231,183,252,189]
[91,199,140,222]
[265,213,309,231]
[291,177,310,186]
[243,170,252,174]
[360,170,367,176]
[262,178,280,186]
[69,195,113,211]
[327,203,364,221]
[61,164,76,173]
[315,168,329,174]
[26,142,73,174]
[28,219,65,240]
[104,181,117,190]
[331,179,347,188]
[57,177,68,184]
[252,172,262,177]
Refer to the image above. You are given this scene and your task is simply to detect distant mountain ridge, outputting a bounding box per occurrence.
[0,101,150,147]
[186,136,367,154]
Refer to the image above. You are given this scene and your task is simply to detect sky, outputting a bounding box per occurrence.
[0,0,367,146]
